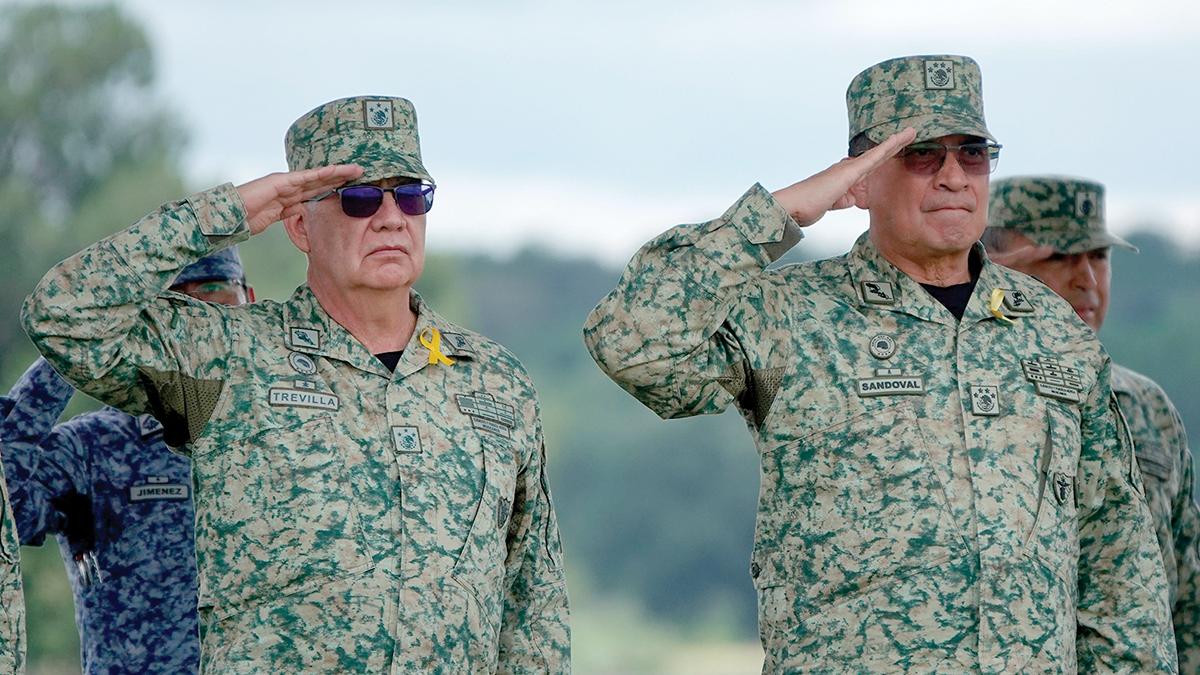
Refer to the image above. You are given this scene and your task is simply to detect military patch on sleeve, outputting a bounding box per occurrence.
[924,60,955,89]
[363,99,395,130]
[1021,357,1083,403]
[456,391,517,438]
[860,280,896,305]
[129,476,190,502]
[392,425,422,454]
[1000,289,1034,315]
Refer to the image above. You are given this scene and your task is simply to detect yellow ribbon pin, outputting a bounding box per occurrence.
[420,327,456,366]
[989,288,1015,324]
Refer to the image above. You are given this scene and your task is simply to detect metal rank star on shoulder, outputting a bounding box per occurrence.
[1021,356,1084,403]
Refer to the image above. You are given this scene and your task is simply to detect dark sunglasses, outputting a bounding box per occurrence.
[897,141,1002,175]
[308,183,436,218]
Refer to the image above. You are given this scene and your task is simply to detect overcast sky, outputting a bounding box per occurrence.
[68,0,1200,264]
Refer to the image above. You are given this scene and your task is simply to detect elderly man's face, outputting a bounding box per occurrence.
[861,134,990,263]
[1002,232,1111,331]
[292,177,427,295]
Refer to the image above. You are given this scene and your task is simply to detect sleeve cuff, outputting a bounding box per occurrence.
[188,183,250,237]
[723,183,804,262]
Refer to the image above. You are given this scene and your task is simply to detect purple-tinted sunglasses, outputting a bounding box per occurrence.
[308,182,435,218]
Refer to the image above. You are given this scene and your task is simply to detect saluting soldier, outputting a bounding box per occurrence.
[985,175,1200,671]
[1,250,250,674]
[22,96,570,673]
[583,55,1175,672]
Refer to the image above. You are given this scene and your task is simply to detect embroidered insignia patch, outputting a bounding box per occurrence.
[1053,472,1073,505]
[1022,357,1084,402]
[1000,289,1034,315]
[857,376,925,397]
[970,384,1000,416]
[363,99,395,130]
[1075,190,1101,219]
[289,328,320,350]
[268,387,339,411]
[440,332,476,357]
[130,476,189,502]
[456,391,517,438]
[289,351,318,375]
[868,334,897,359]
[392,425,422,454]
[860,280,896,305]
[924,60,955,89]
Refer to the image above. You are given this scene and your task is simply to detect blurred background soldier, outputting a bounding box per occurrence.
[0,250,249,674]
[584,55,1175,671]
[986,175,1200,671]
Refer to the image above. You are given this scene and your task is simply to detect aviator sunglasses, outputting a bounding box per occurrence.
[896,141,1002,175]
[308,182,436,218]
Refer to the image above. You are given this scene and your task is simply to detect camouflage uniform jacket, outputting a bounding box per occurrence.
[1112,363,1200,671]
[0,358,200,674]
[583,184,1175,673]
[0,435,25,674]
[21,183,570,674]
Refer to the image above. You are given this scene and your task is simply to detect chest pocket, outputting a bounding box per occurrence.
[441,435,519,648]
[752,398,960,621]
[191,414,371,619]
[1023,402,1081,582]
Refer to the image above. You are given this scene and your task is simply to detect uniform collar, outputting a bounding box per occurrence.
[847,232,1038,329]
[282,286,474,379]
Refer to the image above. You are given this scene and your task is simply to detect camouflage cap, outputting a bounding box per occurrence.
[847,55,995,146]
[171,247,246,286]
[988,175,1137,254]
[285,96,433,186]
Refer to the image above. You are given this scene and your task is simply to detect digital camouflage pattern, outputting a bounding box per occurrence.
[583,184,1176,673]
[1,358,201,674]
[21,183,569,673]
[0,452,25,673]
[847,54,995,146]
[1112,364,1200,671]
[285,96,434,186]
[989,176,1137,254]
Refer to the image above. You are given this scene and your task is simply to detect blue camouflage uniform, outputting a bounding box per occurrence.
[0,251,243,674]
[1,359,198,674]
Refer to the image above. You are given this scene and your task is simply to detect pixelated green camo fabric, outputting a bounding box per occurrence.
[583,183,1176,673]
[21,183,569,674]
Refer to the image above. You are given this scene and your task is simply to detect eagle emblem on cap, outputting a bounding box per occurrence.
[363,100,395,130]
[924,60,955,89]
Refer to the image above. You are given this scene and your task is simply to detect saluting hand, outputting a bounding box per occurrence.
[236,164,364,235]
[770,127,916,227]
